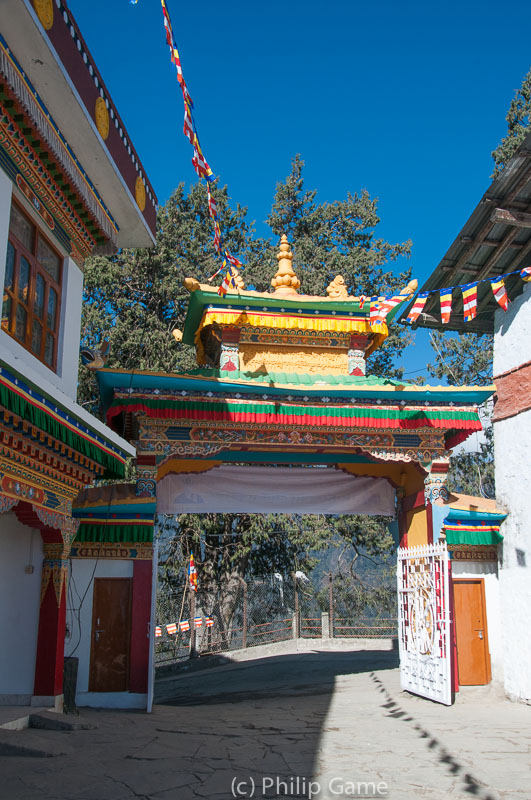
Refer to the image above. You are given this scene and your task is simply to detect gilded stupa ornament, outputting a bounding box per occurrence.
[271,235,300,296]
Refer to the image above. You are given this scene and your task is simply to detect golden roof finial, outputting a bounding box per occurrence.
[271,234,300,295]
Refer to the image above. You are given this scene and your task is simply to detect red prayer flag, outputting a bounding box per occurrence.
[189,553,198,592]
[490,277,508,311]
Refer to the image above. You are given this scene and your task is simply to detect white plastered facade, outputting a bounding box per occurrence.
[493,282,531,702]
[0,514,43,703]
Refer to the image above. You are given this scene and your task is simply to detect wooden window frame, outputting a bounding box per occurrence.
[2,199,63,371]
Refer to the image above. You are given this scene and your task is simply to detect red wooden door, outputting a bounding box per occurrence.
[89,578,132,692]
[453,579,491,686]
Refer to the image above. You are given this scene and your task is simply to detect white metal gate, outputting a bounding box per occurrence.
[397,542,452,706]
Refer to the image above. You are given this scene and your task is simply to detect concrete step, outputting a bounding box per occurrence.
[0,729,72,757]
[29,712,96,732]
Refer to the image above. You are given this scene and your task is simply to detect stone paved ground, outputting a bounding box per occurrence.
[0,645,530,800]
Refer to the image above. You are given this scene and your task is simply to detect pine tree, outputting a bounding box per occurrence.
[492,67,531,176]
[267,156,414,377]
[427,332,494,498]
[79,181,270,414]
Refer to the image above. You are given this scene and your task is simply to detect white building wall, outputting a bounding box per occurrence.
[0,515,43,703]
[493,282,531,375]
[493,284,531,703]
[55,255,83,397]
[0,175,84,400]
[64,559,145,708]
[494,408,531,702]
[451,561,503,683]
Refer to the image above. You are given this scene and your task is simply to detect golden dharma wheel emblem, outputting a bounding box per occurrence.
[94,97,109,141]
[33,0,54,30]
[135,176,146,212]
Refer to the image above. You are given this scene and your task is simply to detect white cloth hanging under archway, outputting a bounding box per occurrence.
[156,465,396,516]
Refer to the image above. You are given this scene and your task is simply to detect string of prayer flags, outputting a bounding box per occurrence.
[490,277,509,311]
[462,282,478,322]
[158,0,245,284]
[205,616,214,628]
[378,294,412,321]
[179,619,190,632]
[189,552,198,592]
[166,623,177,635]
[192,145,214,182]
[161,0,183,84]
[207,184,218,221]
[194,617,203,629]
[213,222,222,254]
[155,626,162,638]
[369,297,381,327]
[406,291,430,324]
[218,264,237,297]
[440,288,453,324]
[404,264,531,325]
[225,251,243,269]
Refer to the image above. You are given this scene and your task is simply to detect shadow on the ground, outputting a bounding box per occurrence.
[156,647,399,706]
[371,672,498,800]
[151,648,399,797]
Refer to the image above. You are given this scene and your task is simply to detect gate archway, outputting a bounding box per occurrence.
[93,236,494,706]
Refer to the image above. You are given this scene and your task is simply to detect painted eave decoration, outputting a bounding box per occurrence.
[443,493,507,546]
[0,361,131,477]
[182,282,412,360]
[96,367,494,456]
[1,0,157,248]
[73,483,155,543]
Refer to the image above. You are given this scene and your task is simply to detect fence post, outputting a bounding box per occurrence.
[190,590,197,658]
[293,574,300,639]
[329,573,334,638]
[241,578,248,649]
[321,612,330,639]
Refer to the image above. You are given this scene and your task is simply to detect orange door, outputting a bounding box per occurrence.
[453,579,491,686]
[89,578,132,692]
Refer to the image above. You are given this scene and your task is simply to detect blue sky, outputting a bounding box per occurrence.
[69,0,531,378]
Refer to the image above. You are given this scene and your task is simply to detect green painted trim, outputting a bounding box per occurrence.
[75,524,153,543]
[0,374,125,477]
[446,530,503,546]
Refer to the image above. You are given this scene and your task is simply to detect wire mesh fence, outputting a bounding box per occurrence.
[155,573,397,666]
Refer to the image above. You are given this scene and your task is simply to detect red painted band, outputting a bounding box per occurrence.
[493,361,531,422]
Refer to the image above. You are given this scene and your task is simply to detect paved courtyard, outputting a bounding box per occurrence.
[0,644,530,800]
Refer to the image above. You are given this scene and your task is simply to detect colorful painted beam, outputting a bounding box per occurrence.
[0,361,130,476]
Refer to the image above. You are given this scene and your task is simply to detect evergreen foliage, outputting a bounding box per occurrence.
[427,332,494,498]
[427,332,493,386]
[80,156,413,414]
[492,67,531,177]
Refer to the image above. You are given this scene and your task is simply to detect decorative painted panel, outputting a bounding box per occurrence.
[397,542,452,705]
